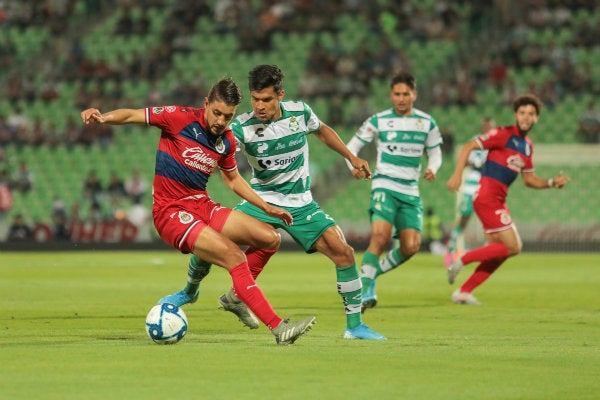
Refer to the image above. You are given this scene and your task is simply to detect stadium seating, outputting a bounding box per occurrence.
[1,1,598,237]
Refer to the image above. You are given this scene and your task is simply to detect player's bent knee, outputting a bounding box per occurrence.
[506,244,522,257]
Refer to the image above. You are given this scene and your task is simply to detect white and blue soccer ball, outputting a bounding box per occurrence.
[145,303,188,344]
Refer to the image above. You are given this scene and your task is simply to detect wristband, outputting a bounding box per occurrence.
[548,178,554,188]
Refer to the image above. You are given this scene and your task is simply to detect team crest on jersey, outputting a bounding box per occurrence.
[496,209,512,225]
[416,118,424,131]
[289,117,300,132]
[178,211,193,224]
[152,107,164,114]
[215,136,225,153]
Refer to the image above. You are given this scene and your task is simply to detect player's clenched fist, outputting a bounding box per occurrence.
[81,108,103,124]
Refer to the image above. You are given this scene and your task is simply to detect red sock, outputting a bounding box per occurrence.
[229,263,282,329]
[245,247,276,279]
[460,258,506,293]
[461,242,509,265]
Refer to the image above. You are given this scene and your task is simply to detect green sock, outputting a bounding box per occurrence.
[360,251,381,296]
[379,248,406,273]
[185,255,212,294]
[336,264,363,329]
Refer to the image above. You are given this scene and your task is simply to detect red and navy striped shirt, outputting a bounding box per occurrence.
[476,125,534,202]
[145,106,237,210]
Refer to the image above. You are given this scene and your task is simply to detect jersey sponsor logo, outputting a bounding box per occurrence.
[386,144,422,155]
[178,211,193,224]
[288,138,303,147]
[257,142,268,154]
[387,131,397,140]
[255,127,265,137]
[182,146,218,173]
[166,106,176,113]
[275,143,286,150]
[257,154,298,169]
[257,159,272,169]
[152,107,164,114]
[506,154,526,172]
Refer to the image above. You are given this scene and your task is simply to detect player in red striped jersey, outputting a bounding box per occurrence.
[80,78,315,344]
[446,94,570,305]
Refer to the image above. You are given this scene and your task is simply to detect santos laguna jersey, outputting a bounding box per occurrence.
[349,108,442,197]
[231,100,320,207]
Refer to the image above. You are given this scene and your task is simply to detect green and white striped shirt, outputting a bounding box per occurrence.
[347,108,442,197]
[231,100,320,207]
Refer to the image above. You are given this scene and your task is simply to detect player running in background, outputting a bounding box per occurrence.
[444,117,494,268]
[346,71,443,312]
[80,78,315,345]
[160,64,385,340]
[446,94,570,305]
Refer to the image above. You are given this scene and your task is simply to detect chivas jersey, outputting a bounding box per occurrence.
[476,125,534,201]
[145,106,237,209]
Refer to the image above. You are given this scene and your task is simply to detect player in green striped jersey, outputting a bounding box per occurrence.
[346,71,443,311]
[227,65,386,340]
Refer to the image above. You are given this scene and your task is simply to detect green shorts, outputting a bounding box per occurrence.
[369,188,423,232]
[235,200,336,253]
[457,192,475,217]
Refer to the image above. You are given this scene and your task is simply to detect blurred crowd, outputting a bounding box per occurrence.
[0,0,598,242]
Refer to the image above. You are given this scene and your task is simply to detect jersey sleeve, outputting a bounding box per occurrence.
[145,106,185,136]
[523,138,534,171]
[476,127,506,150]
[218,131,238,171]
[425,118,443,148]
[304,102,321,132]
[353,115,377,144]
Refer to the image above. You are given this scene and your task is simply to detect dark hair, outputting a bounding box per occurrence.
[390,71,416,91]
[248,65,284,93]
[513,94,542,115]
[207,77,242,106]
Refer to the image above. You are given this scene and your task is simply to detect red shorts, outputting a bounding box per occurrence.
[153,194,232,254]
[473,195,514,234]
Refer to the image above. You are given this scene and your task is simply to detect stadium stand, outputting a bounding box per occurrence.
[0,0,597,249]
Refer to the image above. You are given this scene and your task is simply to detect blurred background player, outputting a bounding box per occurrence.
[346,71,443,312]
[447,94,570,305]
[444,117,494,267]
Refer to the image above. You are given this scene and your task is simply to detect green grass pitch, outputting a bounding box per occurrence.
[1,251,598,400]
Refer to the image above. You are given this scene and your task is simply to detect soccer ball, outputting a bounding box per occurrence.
[145,303,188,344]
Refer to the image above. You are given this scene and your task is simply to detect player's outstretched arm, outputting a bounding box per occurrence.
[220,168,293,226]
[315,122,372,179]
[522,170,570,189]
[80,108,146,125]
[447,140,480,192]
